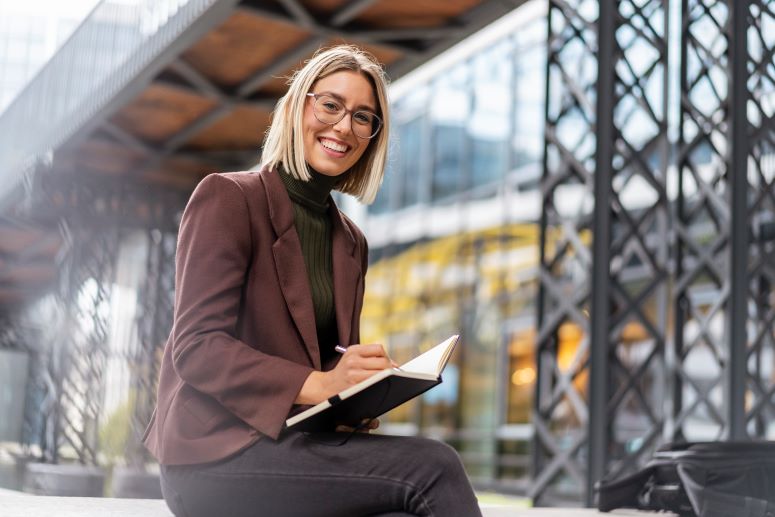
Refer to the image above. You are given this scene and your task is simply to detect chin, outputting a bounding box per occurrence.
[309,157,353,177]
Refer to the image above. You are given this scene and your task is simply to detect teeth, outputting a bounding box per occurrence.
[320,138,347,153]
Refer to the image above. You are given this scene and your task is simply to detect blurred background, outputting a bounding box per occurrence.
[0,0,773,508]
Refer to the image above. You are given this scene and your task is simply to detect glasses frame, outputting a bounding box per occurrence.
[306,92,382,139]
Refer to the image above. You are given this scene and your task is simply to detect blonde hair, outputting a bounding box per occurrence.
[260,45,390,204]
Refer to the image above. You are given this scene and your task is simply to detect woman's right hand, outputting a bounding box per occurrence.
[296,344,393,405]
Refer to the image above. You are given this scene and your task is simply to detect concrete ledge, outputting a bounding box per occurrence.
[1,490,172,516]
[0,490,673,516]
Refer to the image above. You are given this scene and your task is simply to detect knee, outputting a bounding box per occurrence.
[418,438,467,478]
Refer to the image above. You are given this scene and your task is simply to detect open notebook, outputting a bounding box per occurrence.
[285,335,459,431]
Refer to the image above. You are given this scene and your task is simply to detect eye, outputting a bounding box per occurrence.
[321,99,342,113]
[353,111,374,125]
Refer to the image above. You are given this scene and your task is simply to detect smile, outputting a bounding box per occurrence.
[319,137,350,154]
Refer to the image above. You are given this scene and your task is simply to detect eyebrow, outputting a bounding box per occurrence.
[315,91,377,113]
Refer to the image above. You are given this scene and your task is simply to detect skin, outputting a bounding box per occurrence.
[301,70,376,177]
[293,71,393,429]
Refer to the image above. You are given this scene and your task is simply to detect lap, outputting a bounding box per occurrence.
[161,431,475,517]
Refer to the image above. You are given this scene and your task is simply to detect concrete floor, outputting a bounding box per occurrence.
[0,488,676,517]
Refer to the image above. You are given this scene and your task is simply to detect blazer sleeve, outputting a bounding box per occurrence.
[170,173,314,439]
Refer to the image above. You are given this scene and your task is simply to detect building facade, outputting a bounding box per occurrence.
[354,2,548,492]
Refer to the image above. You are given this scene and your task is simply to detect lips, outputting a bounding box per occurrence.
[319,137,350,154]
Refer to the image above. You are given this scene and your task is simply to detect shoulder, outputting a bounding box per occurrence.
[203,171,265,194]
[190,170,273,207]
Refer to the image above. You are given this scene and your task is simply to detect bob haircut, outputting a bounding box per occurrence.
[260,45,390,204]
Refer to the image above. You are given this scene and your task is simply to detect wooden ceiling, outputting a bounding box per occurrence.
[0,0,526,310]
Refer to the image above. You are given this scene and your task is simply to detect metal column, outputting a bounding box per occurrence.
[745,0,775,434]
[535,0,670,504]
[674,0,760,442]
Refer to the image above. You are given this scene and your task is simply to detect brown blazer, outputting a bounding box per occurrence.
[143,167,368,465]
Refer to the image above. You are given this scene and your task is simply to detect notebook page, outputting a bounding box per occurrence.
[400,335,458,376]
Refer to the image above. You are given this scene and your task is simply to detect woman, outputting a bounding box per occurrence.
[143,45,481,517]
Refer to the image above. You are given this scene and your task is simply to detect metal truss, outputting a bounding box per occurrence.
[745,0,775,435]
[125,225,178,468]
[533,0,601,503]
[10,174,186,465]
[536,0,775,505]
[534,0,669,505]
[0,317,22,349]
[55,222,120,464]
[673,0,772,442]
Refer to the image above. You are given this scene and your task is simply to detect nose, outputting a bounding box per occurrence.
[332,113,353,135]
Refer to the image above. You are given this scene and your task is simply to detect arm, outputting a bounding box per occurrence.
[296,344,392,404]
[170,174,314,439]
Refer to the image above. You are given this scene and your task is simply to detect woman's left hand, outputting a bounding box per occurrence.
[335,418,379,433]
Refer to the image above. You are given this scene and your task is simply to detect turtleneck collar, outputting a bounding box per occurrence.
[278,166,340,214]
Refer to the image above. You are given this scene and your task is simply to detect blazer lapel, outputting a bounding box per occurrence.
[261,169,320,370]
[330,204,362,348]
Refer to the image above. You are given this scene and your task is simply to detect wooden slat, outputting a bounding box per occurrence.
[2,263,57,284]
[141,156,212,190]
[354,0,482,28]
[65,139,147,177]
[185,104,273,151]
[0,228,43,254]
[182,10,312,87]
[110,84,218,144]
[256,38,402,97]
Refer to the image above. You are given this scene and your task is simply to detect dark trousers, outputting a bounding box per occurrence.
[160,431,482,517]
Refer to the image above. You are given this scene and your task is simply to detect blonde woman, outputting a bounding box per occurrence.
[143,45,481,517]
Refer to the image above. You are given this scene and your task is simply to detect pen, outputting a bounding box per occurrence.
[334,344,403,371]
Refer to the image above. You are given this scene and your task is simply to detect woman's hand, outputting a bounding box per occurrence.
[296,344,393,405]
[336,418,380,434]
[326,343,392,392]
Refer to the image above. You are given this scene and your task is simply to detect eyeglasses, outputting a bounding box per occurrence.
[306,93,382,139]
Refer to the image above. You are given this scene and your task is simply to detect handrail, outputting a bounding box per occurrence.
[0,0,238,206]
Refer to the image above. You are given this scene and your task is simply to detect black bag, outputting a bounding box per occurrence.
[596,441,775,517]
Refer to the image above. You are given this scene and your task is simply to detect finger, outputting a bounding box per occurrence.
[350,343,387,357]
[345,368,385,384]
[335,425,354,433]
[350,356,392,371]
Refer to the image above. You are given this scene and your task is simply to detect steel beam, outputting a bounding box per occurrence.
[587,0,615,500]
[726,0,750,440]
[328,0,379,27]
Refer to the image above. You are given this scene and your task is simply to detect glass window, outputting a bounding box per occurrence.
[513,40,547,169]
[432,123,465,201]
[396,117,423,209]
[370,159,395,215]
[470,43,512,189]
[430,64,469,202]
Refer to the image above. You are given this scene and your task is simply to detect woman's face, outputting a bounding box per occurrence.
[303,70,377,177]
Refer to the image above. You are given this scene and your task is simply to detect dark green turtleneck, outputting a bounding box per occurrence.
[279,168,339,361]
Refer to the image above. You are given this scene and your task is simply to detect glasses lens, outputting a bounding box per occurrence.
[352,111,381,139]
[313,95,343,124]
